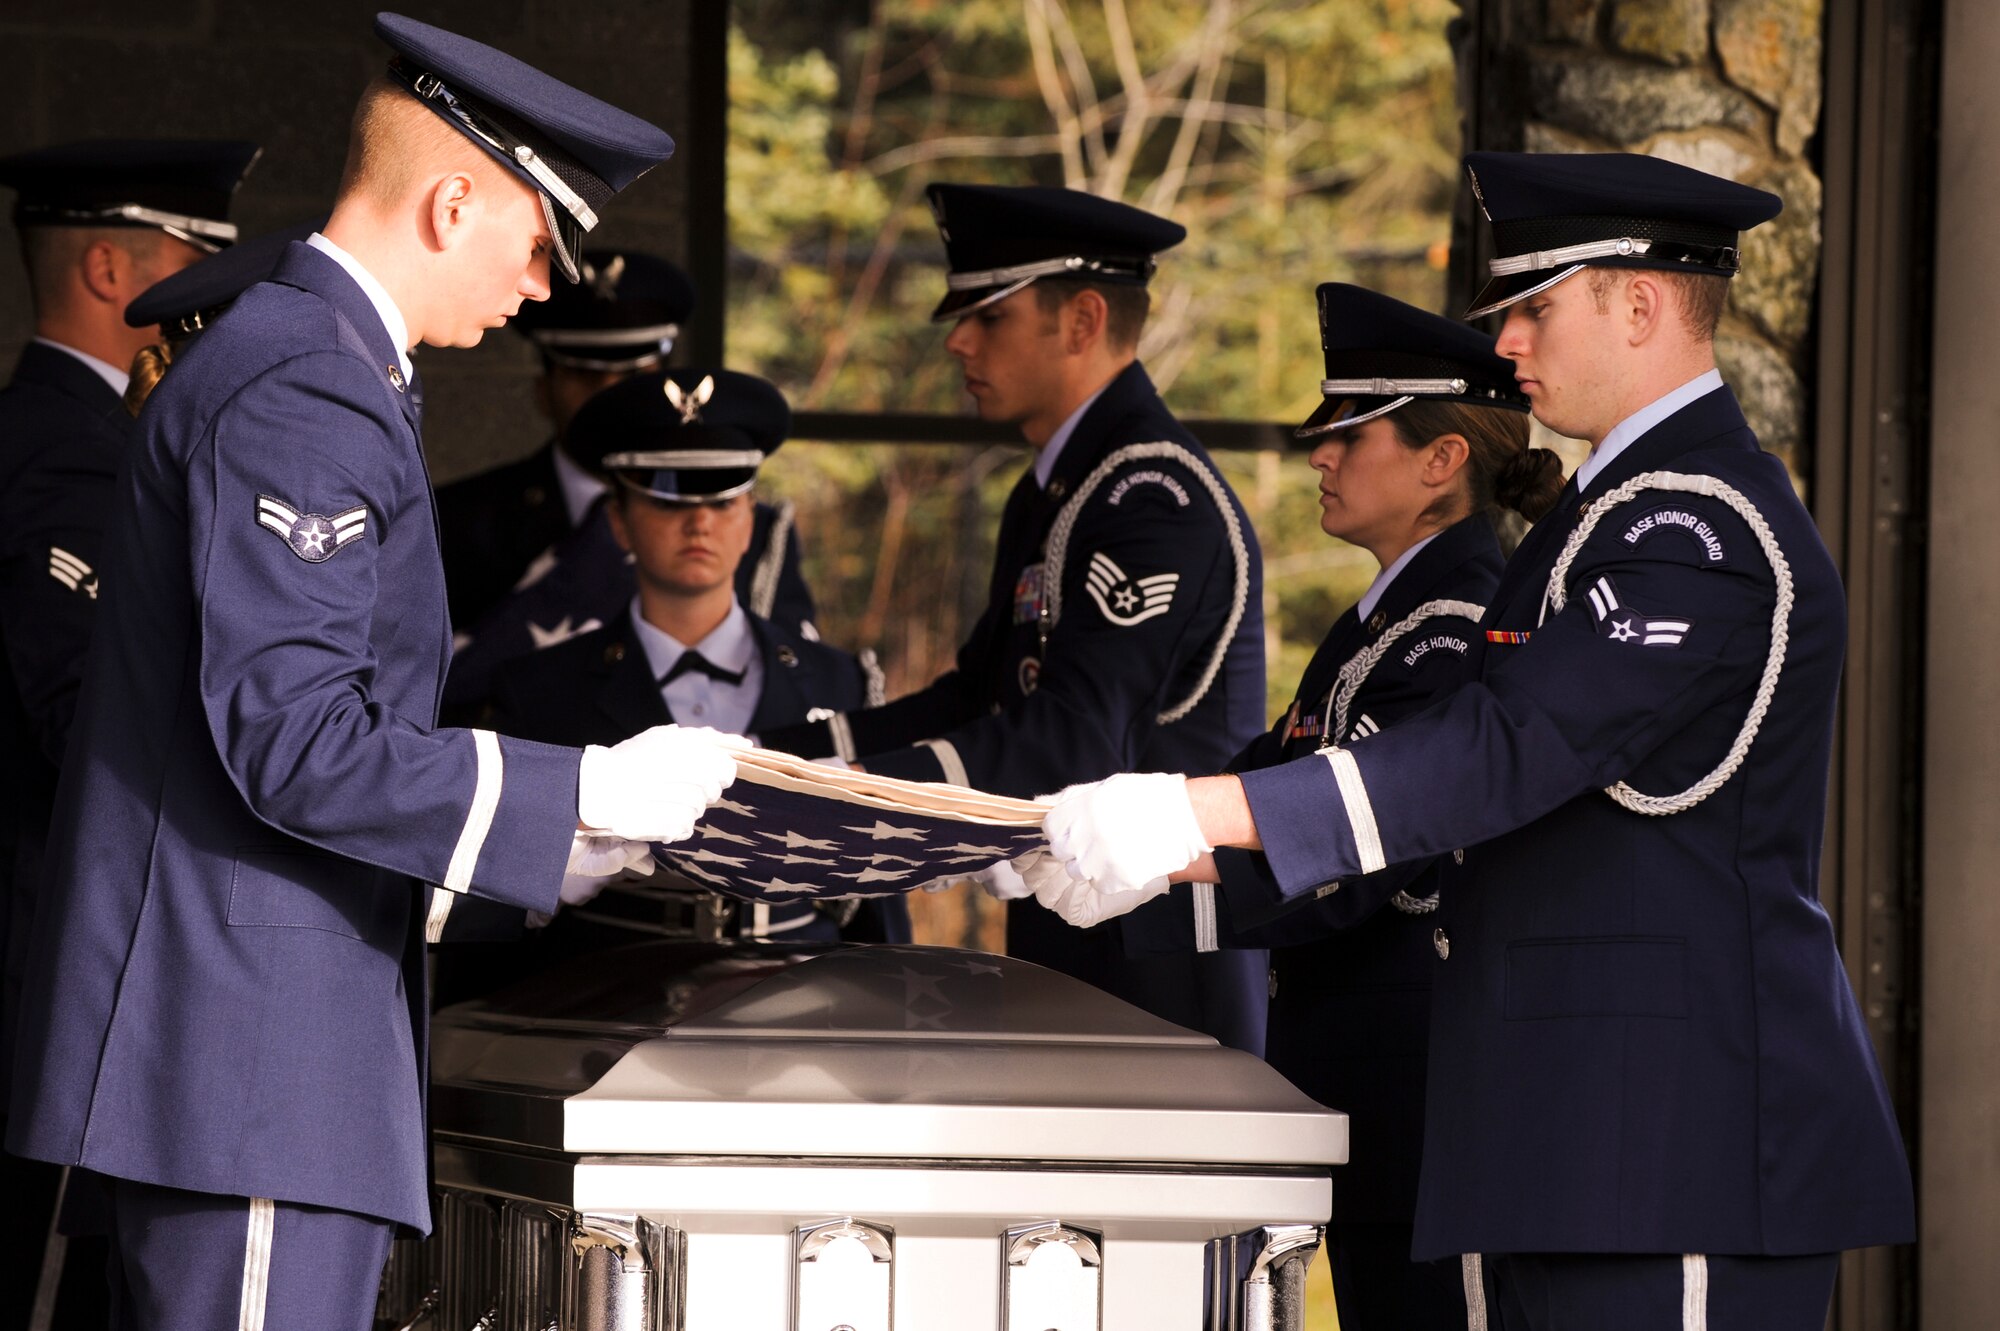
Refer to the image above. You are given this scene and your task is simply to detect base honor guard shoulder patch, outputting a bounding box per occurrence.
[256,494,368,563]
[1084,551,1178,627]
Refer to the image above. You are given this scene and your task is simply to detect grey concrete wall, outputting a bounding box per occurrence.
[0,0,694,483]
[1922,0,2000,1317]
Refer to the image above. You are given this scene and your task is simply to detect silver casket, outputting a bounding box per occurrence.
[385,940,1345,1331]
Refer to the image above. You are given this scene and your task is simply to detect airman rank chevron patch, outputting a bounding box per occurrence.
[256,495,368,563]
[48,546,97,598]
[1584,573,1692,647]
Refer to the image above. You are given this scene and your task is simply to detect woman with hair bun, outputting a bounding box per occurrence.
[1117,283,1559,1329]
[121,221,320,415]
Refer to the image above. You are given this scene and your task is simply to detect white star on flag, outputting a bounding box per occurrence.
[759,830,842,850]
[843,821,927,841]
[833,865,917,884]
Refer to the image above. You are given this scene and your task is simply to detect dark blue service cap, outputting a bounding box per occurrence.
[569,368,790,503]
[125,220,322,336]
[0,139,261,252]
[374,12,675,287]
[1297,284,1528,438]
[925,183,1186,321]
[510,249,695,371]
[1463,151,1783,318]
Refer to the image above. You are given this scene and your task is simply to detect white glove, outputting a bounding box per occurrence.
[913,851,1050,898]
[969,847,1080,901]
[1039,873,1172,928]
[1043,772,1210,897]
[560,833,655,908]
[577,725,750,843]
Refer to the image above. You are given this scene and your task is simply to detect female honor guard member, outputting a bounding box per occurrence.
[438,369,905,1003]
[1119,284,1557,1329]
[438,250,821,716]
[6,18,748,1329]
[761,183,1270,1054]
[1039,152,1915,1330]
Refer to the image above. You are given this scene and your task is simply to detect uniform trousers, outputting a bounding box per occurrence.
[1325,1221,1463,1330]
[1473,1250,1840,1331]
[104,1176,392,1331]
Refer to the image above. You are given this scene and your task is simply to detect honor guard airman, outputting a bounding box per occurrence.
[438,247,820,714]
[438,368,905,1005]
[5,18,748,1328]
[0,136,258,1331]
[1123,285,1560,1328]
[1043,153,1915,1331]
[759,183,1271,1054]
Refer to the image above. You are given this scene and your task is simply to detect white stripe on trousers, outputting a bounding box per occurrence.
[1461,1252,1711,1330]
[28,1166,70,1331]
[238,1197,275,1331]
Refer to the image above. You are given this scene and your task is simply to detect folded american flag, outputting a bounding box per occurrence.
[656,748,1047,903]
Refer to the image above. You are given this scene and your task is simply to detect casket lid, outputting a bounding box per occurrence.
[432,943,1345,1169]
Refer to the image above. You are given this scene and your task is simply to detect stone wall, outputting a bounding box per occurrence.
[1459,0,1824,486]
[0,0,695,483]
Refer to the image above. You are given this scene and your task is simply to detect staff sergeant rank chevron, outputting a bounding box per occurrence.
[1084,550,1179,626]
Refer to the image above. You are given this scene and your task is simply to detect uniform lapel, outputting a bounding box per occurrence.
[594,609,672,734]
[747,617,806,734]
[269,242,417,420]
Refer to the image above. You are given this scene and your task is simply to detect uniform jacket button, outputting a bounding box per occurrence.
[604,640,626,665]
[1433,927,1450,960]
[1268,968,1279,999]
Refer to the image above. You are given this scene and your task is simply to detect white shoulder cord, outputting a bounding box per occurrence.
[748,498,796,620]
[1544,469,1793,816]
[1328,599,1489,739]
[1041,442,1251,725]
[1321,598,1487,916]
[858,649,887,708]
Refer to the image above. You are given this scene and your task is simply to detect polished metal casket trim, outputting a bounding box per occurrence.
[1001,1220,1103,1331]
[793,1217,895,1331]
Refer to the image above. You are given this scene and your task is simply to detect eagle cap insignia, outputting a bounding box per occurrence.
[256,495,368,563]
[583,253,626,301]
[663,374,715,425]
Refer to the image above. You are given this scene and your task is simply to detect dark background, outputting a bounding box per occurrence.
[0,0,697,481]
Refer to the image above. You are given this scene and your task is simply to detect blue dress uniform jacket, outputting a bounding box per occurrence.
[6,242,583,1235]
[771,361,1269,1050]
[0,343,129,1096]
[1230,385,1915,1259]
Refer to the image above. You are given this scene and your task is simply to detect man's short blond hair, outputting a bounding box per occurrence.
[337,75,490,206]
[1585,266,1730,341]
